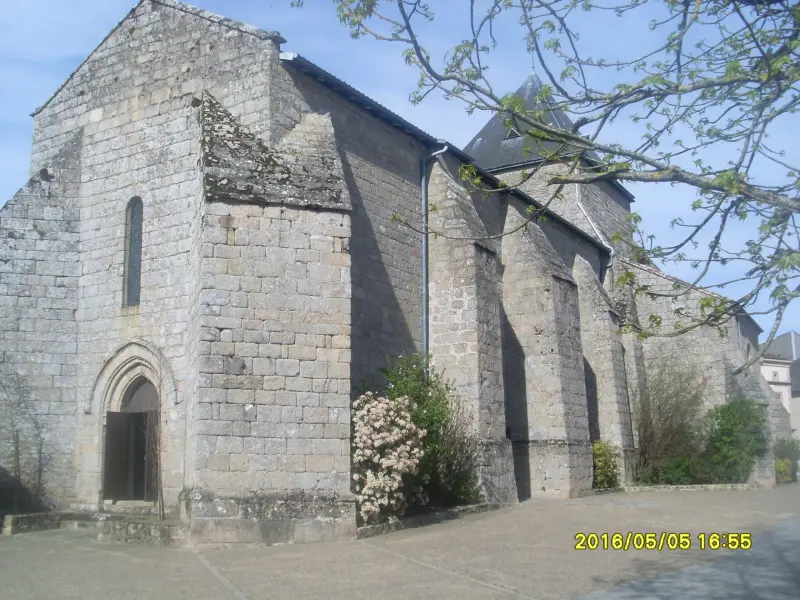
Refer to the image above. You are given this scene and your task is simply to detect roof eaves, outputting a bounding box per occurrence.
[487,157,636,202]
[279,52,610,257]
[762,355,793,363]
[31,0,285,117]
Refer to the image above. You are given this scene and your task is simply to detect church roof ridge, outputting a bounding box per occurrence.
[31,0,285,117]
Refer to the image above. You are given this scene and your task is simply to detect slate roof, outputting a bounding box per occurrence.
[463,74,579,171]
[762,331,800,361]
[462,73,634,201]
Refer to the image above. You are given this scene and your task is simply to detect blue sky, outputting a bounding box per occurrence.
[0,0,795,341]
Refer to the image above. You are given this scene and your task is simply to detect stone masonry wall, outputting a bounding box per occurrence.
[498,160,658,465]
[573,257,635,481]
[14,0,288,509]
[30,0,282,171]
[579,181,634,258]
[274,66,426,391]
[501,197,592,499]
[190,202,355,542]
[427,160,517,505]
[632,261,746,404]
[500,163,634,259]
[0,135,83,508]
[70,96,201,509]
[181,164,207,500]
[630,260,790,486]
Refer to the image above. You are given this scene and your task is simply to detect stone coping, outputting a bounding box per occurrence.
[1,512,62,535]
[356,503,496,539]
[589,483,759,495]
[623,483,759,492]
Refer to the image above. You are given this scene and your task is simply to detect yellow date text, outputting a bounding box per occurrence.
[574,532,752,551]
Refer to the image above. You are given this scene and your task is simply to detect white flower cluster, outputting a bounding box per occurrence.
[351,391,425,524]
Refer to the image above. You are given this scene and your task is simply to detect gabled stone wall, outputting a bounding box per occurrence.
[30,0,283,171]
[5,0,287,511]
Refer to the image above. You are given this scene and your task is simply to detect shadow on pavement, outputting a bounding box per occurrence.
[578,517,800,600]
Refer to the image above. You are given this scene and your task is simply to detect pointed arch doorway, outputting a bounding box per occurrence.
[102,377,159,502]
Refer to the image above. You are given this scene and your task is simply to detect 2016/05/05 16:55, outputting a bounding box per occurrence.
[574,532,752,551]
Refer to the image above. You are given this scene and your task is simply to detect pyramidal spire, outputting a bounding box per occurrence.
[463,72,577,171]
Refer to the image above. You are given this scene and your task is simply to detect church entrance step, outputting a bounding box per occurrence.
[97,516,187,548]
[101,500,160,516]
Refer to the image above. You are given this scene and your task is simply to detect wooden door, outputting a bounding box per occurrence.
[144,411,159,502]
[103,412,129,501]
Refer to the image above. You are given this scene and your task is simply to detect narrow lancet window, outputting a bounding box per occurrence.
[123,197,143,307]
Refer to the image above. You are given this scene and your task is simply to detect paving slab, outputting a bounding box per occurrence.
[579,517,800,600]
[1,485,799,600]
[0,529,222,600]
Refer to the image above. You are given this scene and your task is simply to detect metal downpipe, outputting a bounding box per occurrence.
[421,143,449,376]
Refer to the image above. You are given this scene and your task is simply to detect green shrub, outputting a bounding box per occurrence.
[382,354,480,507]
[658,453,700,485]
[632,362,705,484]
[775,458,793,484]
[592,441,619,489]
[632,364,771,486]
[774,439,800,483]
[699,397,768,484]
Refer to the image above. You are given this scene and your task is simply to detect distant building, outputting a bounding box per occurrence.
[761,331,800,438]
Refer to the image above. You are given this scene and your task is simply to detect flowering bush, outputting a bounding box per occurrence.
[383,354,480,508]
[351,392,425,524]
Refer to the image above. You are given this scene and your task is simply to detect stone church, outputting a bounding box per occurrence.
[0,0,791,543]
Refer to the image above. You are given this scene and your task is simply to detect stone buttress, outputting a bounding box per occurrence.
[573,257,635,481]
[500,196,593,498]
[427,160,518,505]
[188,93,356,543]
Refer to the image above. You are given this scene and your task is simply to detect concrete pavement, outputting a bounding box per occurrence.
[580,516,800,599]
[2,486,799,599]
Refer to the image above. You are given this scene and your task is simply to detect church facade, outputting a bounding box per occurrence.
[0,0,790,544]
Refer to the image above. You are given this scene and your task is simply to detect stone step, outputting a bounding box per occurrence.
[60,519,102,530]
[100,501,161,516]
[98,517,188,548]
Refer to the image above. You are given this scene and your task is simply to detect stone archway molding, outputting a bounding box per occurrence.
[86,339,179,414]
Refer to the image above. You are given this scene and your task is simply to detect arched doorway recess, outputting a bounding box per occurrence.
[102,377,159,502]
